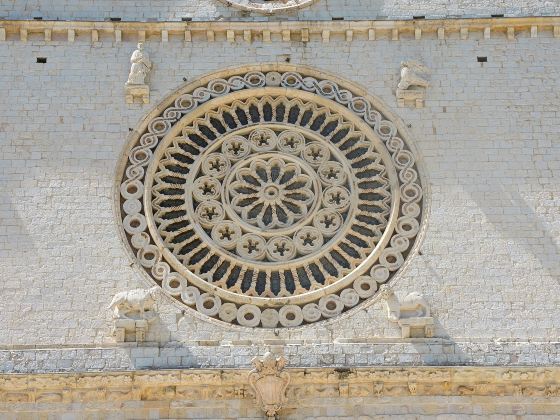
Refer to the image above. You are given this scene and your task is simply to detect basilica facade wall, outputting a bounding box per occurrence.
[1,22,558,353]
[0,0,559,417]
[2,0,560,21]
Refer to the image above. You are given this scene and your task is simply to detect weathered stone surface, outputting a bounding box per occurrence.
[2,0,560,20]
[0,367,558,417]
[0,0,559,417]
[0,19,558,345]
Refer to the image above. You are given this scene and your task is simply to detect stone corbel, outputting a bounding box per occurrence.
[396,88,426,109]
[113,318,150,342]
[125,84,150,105]
[398,317,435,339]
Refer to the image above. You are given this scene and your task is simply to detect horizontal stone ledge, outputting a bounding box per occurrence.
[1,337,557,351]
[0,366,558,403]
[1,16,560,43]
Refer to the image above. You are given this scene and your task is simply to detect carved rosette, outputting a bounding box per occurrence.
[217,0,318,14]
[249,352,290,418]
[116,65,425,328]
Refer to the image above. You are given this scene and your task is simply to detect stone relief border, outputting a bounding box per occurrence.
[1,367,559,405]
[217,0,319,15]
[1,17,559,44]
[115,64,429,328]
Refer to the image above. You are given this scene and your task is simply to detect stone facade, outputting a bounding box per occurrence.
[3,0,560,20]
[0,0,559,417]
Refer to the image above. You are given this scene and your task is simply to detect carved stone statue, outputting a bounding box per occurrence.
[398,61,430,91]
[249,352,290,419]
[108,285,159,318]
[380,285,434,338]
[379,284,429,321]
[125,43,152,104]
[126,42,152,85]
[396,60,430,108]
[108,286,159,342]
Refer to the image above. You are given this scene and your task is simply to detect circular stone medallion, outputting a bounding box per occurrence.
[217,0,317,14]
[116,66,425,328]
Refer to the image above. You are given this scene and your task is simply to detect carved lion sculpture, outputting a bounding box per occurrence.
[107,286,159,319]
[379,284,430,321]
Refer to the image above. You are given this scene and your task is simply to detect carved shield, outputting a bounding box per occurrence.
[257,375,285,405]
[249,370,289,417]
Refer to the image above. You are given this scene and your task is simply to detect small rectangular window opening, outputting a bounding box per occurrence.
[413,15,426,20]
[477,56,487,63]
[33,16,43,20]
[332,17,344,21]
[36,57,47,63]
[182,17,193,22]
[491,14,504,18]
[109,17,121,21]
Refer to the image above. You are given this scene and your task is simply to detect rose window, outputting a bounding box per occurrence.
[227,152,317,232]
[117,66,424,328]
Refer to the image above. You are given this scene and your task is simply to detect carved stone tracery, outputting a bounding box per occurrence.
[117,65,425,328]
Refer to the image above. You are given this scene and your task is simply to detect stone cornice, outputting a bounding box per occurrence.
[1,366,559,404]
[0,16,559,43]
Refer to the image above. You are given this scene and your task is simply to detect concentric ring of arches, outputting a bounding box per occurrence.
[116,65,424,328]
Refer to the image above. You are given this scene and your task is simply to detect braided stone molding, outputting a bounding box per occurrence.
[217,0,317,14]
[1,367,559,404]
[116,64,425,328]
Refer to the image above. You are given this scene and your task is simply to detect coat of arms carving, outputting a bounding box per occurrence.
[249,352,290,418]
